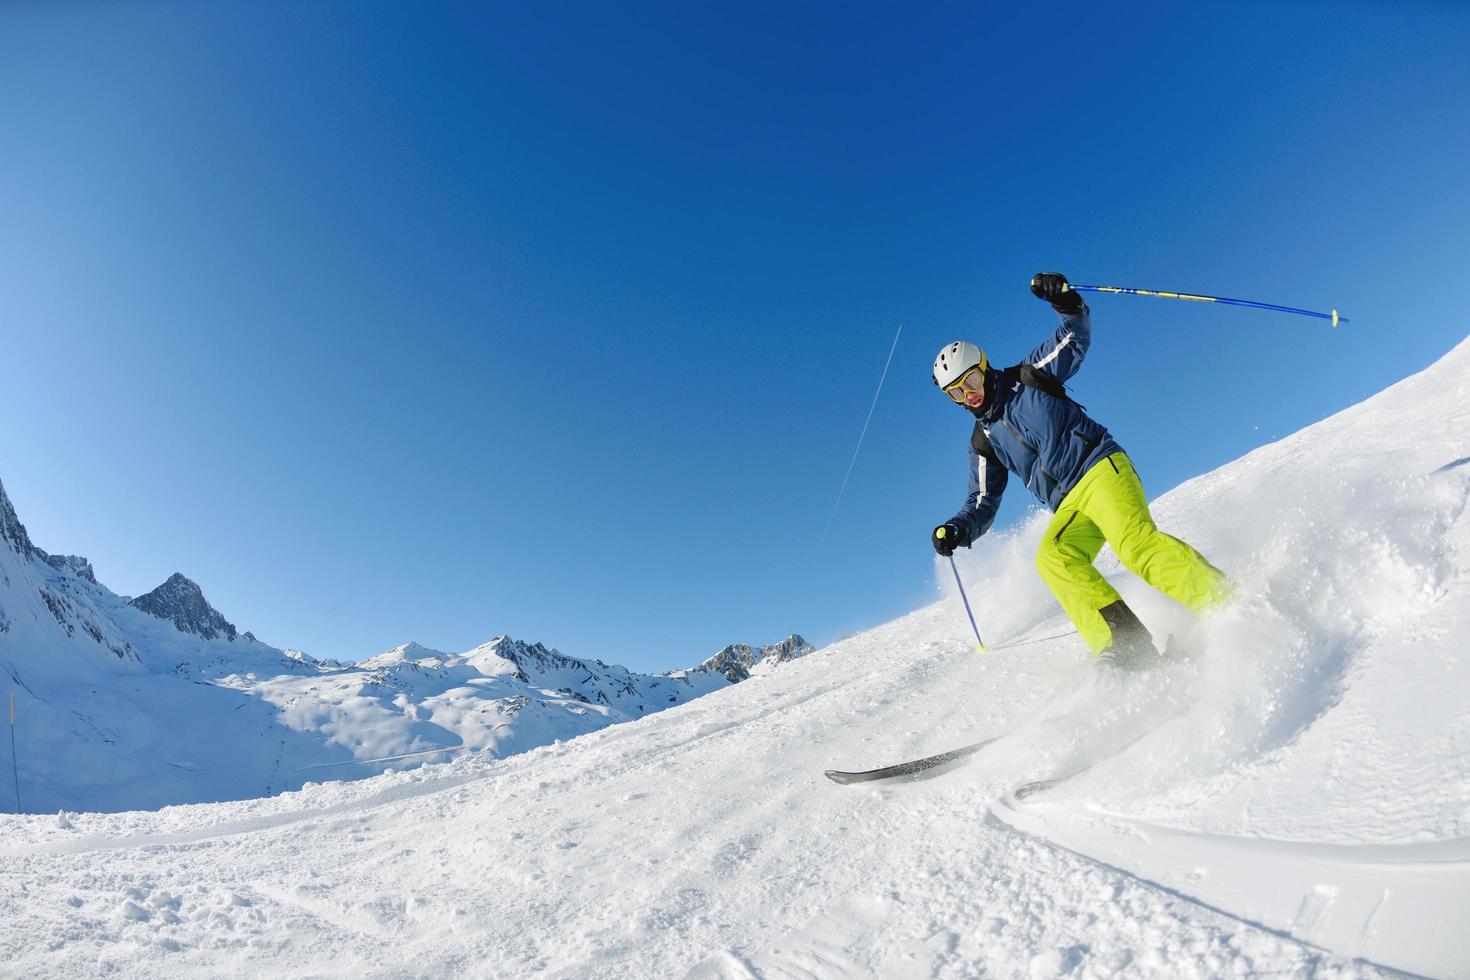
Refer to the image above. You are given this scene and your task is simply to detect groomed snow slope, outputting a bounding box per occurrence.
[3,337,1468,978]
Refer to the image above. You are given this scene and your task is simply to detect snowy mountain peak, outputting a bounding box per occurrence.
[0,476,36,557]
[698,633,815,683]
[362,641,451,665]
[129,572,239,642]
[464,634,572,681]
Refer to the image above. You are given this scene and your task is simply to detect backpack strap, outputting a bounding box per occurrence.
[1015,363,1084,409]
[970,364,1085,455]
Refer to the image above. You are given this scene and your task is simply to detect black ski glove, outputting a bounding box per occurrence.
[932,521,968,557]
[1031,272,1083,315]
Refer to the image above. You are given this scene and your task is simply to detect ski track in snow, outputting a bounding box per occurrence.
[4,337,1470,976]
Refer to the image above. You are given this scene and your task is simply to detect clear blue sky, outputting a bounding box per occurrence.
[2,2,1467,672]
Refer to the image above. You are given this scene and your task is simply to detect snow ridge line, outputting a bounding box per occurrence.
[5,767,489,859]
[289,744,471,773]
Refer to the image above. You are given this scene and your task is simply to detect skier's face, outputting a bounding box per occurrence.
[944,366,986,409]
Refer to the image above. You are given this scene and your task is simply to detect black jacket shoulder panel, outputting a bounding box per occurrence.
[970,421,993,457]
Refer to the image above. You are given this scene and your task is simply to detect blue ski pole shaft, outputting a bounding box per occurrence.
[947,555,987,652]
[1068,283,1348,327]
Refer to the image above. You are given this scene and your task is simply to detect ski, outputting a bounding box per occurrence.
[1008,700,1196,803]
[824,735,1003,785]
[1012,771,1079,802]
[829,664,1198,790]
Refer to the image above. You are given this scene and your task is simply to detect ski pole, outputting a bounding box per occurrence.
[946,554,987,653]
[1067,283,1348,327]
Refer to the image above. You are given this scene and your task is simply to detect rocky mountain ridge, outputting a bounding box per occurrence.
[697,634,816,683]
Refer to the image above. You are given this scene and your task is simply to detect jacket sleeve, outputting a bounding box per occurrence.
[1024,301,1091,384]
[952,442,1007,543]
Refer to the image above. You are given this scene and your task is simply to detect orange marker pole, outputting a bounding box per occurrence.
[9,691,19,814]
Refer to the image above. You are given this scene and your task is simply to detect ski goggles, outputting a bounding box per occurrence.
[943,366,985,404]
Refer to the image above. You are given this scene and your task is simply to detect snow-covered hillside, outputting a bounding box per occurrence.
[0,490,811,813]
[3,338,1468,977]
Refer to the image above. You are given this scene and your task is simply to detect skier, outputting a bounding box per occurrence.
[931,273,1229,666]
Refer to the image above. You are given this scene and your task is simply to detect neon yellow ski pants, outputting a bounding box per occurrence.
[1036,452,1229,653]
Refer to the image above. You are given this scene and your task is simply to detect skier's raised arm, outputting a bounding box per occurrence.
[1025,272,1091,384]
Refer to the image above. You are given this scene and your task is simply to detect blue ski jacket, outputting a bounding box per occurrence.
[950,303,1123,543]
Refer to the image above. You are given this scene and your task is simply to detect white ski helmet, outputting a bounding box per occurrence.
[932,341,988,390]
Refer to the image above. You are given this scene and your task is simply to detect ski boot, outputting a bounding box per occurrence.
[1096,600,1162,671]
